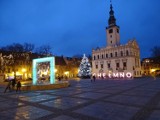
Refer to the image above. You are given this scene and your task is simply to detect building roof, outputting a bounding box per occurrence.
[142,56,160,64]
[55,56,67,66]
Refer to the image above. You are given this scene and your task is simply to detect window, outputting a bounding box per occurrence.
[101,64,103,68]
[126,50,129,56]
[121,51,123,56]
[108,63,110,68]
[109,29,113,33]
[134,71,136,75]
[115,52,117,57]
[137,71,139,75]
[102,55,103,59]
[116,63,119,68]
[110,35,112,38]
[96,65,98,69]
[110,53,113,57]
[111,41,112,44]
[123,62,127,70]
[135,58,137,67]
[94,56,96,60]
[106,54,108,58]
[97,55,99,59]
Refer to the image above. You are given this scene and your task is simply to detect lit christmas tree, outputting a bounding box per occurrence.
[78,54,92,78]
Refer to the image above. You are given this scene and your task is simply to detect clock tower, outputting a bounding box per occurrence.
[106,1,120,46]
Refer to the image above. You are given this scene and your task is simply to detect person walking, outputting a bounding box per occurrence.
[58,76,61,82]
[16,80,21,92]
[91,75,96,82]
[4,80,12,93]
[12,78,16,91]
[93,75,96,82]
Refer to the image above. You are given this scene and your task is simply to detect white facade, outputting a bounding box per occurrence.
[92,3,141,78]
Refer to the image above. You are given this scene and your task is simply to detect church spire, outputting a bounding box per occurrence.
[108,0,116,27]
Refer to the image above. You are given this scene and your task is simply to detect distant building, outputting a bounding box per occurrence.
[141,56,160,76]
[92,2,141,78]
[0,50,80,81]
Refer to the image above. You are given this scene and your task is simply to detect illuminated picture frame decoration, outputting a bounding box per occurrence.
[32,57,55,85]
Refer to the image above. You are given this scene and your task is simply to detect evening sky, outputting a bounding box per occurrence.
[0,0,160,58]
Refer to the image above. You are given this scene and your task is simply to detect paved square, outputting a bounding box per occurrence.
[40,97,88,110]
[147,110,160,120]
[19,95,58,103]
[49,115,79,120]
[0,100,24,111]
[0,77,160,120]
[74,102,139,120]
[74,92,110,99]
[122,89,157,97]
[104,94,151,106]
[0,106,52,120]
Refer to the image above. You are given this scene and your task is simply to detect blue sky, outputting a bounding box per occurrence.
[0,0,160,58]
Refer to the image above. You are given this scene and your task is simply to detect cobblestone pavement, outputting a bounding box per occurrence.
[0,77,160,120]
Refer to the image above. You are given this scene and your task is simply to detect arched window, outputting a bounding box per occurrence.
[110,53,113,57]
[106,54,108,58]
[94,56,96,60]
[115,52,117,57]
[126,50,129,56]
[121,51,123,56]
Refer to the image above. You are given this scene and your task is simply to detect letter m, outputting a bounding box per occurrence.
[113,73,119,78]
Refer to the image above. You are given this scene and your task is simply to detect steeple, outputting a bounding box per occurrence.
[108,0,116,27]
[106,0,120,46]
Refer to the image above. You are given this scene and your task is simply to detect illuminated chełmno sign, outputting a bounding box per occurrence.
[93,72,132,78]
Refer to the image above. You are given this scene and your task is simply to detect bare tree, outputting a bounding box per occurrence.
[1,43,35,53]
[35,44,52,56]
[23,43,35,52]
[1,43,24,52]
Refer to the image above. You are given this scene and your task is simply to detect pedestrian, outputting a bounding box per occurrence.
[58,76,61,82]
[91,75,96,82]
[16,80,21,92]
[12,78,16,90]
[4,80,12,93]
[152,72,156,80]
[93,75,96,82]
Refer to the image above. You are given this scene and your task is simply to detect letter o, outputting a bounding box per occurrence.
[126,72,132,78]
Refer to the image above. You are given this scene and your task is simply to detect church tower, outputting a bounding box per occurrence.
[106,1,120,46]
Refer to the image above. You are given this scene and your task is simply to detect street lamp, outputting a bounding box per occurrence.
[54,69,57,73]
[22,68,26,73]
[64,71,69,78]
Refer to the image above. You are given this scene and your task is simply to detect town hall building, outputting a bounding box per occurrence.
[92,2,141,78]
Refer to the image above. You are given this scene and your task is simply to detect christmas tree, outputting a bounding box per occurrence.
[78,54,92,78]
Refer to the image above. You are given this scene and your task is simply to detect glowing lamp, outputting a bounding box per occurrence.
[22,68,26,72]
[151,69,156,72]
[64,71,69,75]
[54,69,57,73]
